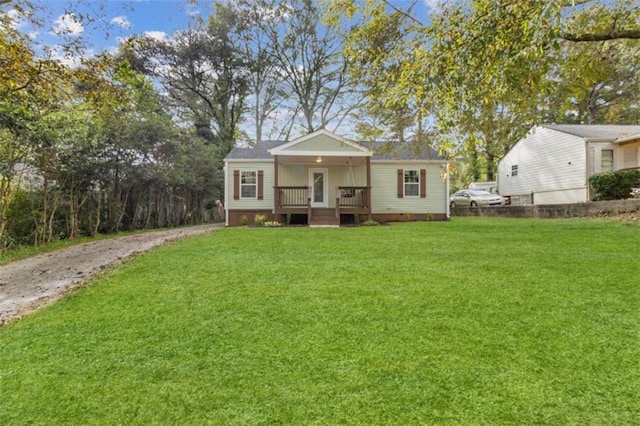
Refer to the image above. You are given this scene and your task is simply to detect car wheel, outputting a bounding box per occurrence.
[470,201,477,207]
[450,201,456,208]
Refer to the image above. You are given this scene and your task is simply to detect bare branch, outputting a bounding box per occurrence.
[382,0,424,26]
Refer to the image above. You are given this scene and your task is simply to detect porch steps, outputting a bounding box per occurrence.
[309,208,339,227]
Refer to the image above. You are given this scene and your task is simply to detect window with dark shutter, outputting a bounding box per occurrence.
[404,169,419,197]
[397,169,404,198]
[233,170,240,200]
[420,169,426,198]
[240,170,258,199]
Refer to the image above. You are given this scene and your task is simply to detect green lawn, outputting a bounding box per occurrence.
[1,218,639,424]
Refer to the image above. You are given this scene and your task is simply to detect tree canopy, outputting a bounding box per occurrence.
[329,0,640,184]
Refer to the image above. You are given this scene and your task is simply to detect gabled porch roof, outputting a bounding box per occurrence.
[269,129,372,158]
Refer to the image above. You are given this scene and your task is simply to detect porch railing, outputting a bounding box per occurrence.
[276,186,310,207]
[274,186,371,223]
[336,186,371,222]
[337,186,369,208]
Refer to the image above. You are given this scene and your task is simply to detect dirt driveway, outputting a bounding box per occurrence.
[0,223,223,326]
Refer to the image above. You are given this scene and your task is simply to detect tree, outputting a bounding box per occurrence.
[216,0,289,143]
[542,39,640,124]
[265,0,357,135]
[125,11,248,153]
[0,2,64,245]
[343,4,438,149]
[451,101,523,182]
[330,0,640,184]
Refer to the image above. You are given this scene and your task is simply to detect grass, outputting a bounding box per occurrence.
[0,218,639,424]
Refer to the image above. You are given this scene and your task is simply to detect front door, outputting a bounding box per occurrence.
[309,168,328,208]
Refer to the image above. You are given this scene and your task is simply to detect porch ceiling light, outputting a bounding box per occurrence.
[315,155,322,163]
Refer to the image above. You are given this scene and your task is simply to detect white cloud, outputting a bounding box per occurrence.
[143,31,168,42]
[110,15,131,30]
[45,44,95,68]
[3,9,27,30]
[53,13,84,36]
[423,0,444,11]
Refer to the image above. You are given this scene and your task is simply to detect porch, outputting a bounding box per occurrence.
[274,186,372,226]
[271,142,373,226]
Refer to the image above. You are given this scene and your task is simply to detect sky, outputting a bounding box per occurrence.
[12,0,213,62]
[13,0,435,62]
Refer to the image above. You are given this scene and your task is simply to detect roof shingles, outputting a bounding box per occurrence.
[544,124,640,140]
[226,139,444,161]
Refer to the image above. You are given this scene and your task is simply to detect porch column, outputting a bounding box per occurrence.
[366,156,372,220]
[274,155,279,215]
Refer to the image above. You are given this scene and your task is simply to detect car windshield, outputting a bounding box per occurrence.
[468,190,492,196]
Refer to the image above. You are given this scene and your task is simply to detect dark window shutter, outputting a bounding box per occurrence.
[397,169,403,198]
[233,170,239,200]
[257,170,264,200]
[420,169,427,198]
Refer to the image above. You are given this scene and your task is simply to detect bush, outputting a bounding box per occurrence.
[4,190,35,248]
[589,169,640,201]
[254,214,266,226]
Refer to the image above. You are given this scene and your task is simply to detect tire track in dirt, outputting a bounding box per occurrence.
[0,223,223,325]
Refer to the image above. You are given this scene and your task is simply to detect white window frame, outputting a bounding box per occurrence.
[511,164,518,177]
[240,170,257,199]
[601,149,614,173]
[404,169,420,197]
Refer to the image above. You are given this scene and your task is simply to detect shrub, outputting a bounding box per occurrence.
[254,214,267,226]
[589,169,640,201]
[4,190,35,248]
[240,215,248,226]
[263,221,281,227]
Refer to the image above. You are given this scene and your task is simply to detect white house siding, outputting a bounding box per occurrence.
[497,127,588,204]
[619,144,640,169]
[370,162,447,214]
[533,188,589,205]
[225,160,274,210]
[278,163,367,208]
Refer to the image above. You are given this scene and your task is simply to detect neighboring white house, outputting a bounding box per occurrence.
[497,124,640,205]
[223,129,450,226]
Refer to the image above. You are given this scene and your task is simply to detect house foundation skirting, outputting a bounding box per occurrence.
[227,210,275,226]
[227,210,448,226]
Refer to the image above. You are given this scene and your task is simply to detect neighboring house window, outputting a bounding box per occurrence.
[601,149,614,173]
[511,165,518,176]
[404,169,420,197]
[241,171,257,198]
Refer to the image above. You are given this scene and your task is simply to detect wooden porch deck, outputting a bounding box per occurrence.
[274,186,371,226]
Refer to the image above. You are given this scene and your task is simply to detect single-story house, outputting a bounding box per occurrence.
[223,129,450,226]
[497,124,640,205]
